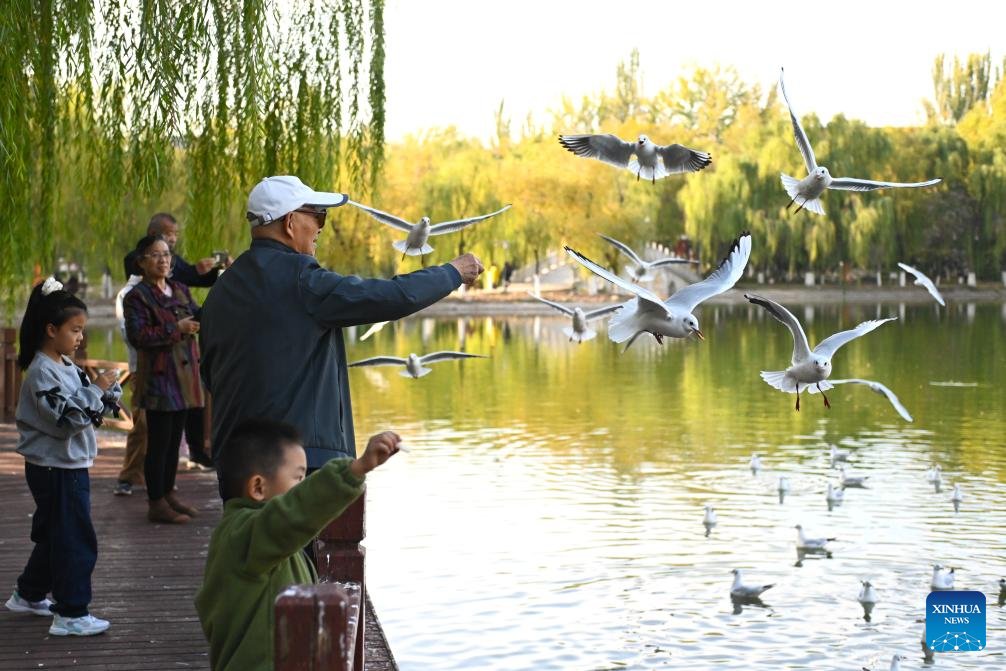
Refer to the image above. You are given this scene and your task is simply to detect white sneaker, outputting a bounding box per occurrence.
[49,614,110,636]
[4,590,53,616]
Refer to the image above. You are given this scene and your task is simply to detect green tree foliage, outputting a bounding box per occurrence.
[370,52,1004,283]
[0,0,385,310]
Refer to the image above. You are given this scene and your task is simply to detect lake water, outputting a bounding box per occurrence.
[87,301,1006,670]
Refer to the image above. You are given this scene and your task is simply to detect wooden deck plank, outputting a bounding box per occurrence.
[0,424,397,670]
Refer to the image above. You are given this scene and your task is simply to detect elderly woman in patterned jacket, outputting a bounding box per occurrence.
[124,235,204,524]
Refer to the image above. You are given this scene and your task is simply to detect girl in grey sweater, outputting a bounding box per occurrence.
[3,278,122,637]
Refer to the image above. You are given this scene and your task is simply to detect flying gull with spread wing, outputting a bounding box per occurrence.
[558,133,711,183]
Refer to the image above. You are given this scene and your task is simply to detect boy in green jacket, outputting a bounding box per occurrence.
[194,418,400,671]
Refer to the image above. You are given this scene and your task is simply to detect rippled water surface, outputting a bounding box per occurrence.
[95,301,1006,669]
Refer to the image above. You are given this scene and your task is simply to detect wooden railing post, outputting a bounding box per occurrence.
[1,328,22,423]
[274,583,362,671]
[316,492,367,671]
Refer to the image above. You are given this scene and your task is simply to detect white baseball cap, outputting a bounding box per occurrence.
[245,175,349,226]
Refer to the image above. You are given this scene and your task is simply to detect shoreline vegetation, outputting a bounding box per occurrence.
[41,282,1006,328]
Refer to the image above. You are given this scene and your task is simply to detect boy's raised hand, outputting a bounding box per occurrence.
[350,431,401,479]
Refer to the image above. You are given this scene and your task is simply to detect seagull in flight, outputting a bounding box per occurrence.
[359,321,390,341]
[349,351,487,379]
[348,201,511,259]
[565,233,752,351]
[527,292,622,343]
[598,234,697,283]
[730,569,774,599]
[558,133,712,183]
[745,293,896,410]
[897,262,945,306]
[828,379,914,422]
[779,68,940,215]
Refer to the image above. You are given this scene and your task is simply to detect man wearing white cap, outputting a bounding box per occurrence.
[199,176,482,475]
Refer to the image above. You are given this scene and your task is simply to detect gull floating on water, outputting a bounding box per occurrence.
[703,505,718,536]
[730,569,774,599]
[558,133,712,183]
[931,564,956,590]
[349,351,487,378]
[565,233,752,351]
[840,466,870,488]
[348,201,511,259]
[778,477,790,503]
[826,483,844,506]
[897,262,945,307]
[830,445,849,465]
[951,483,964,512]
[795,524,835,551]
[921,623,935,662]
[926,463,942,483]
[828,379,913,422]
[779,68,940,215]
[598,234,697,283]
[527,292,622,343]
[749,453,763,474]
[862,654,906,671]
[745,293,896,410]
[858,580,878,621]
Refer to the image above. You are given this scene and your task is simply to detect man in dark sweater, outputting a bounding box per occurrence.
[200,176,483,476]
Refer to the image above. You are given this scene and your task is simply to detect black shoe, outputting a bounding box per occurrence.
[188,453,215,471]
[113,481,132,496]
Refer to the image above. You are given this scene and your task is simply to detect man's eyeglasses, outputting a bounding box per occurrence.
[295,207,328,224]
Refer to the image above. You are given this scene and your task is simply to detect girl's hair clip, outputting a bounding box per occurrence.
[41,277,64,296]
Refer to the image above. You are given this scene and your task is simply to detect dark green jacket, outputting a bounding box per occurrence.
[195,458,365,671]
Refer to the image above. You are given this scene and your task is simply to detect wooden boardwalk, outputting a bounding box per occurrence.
[0,424,398,670]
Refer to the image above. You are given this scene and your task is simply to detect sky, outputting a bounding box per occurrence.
[382,0,1004,142]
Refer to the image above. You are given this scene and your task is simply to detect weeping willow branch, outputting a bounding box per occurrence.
[0,0,386,312]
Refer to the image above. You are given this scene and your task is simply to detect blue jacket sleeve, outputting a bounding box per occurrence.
[299,261,462,329]
[172,254,219,288]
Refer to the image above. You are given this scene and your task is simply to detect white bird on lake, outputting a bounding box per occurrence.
[565,233,752,351]
[349,351,487,379]
[359,321,390,341]
[779,68,941,215]
[730,569,774,599]
[858,580,878,607]
[703,505,718,536]
[348,201,511,259]
[778,476,790,496]
[926,463,942,483]
[897,262,945,306]
[951,483,964,512]
[527,292,622,343]
[745,293,896,411]
[795,524,835,551]
[827,379,913,422]
[826,483,844,505]
[749,453,762,474]
[931,564,956,590]
[829,444,850,465]
[862,654,906,671]
[840,466,870,488]
[921,623,935,662]
[598,234,697,283]
[558,133,712,183]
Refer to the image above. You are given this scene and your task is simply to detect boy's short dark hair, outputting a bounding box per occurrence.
[218,418,303,501]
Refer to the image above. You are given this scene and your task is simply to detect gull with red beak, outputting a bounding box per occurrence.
[779,67,941,215]
[558,133,712,184]
[564,232,751,351]
[745,293,896,411]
